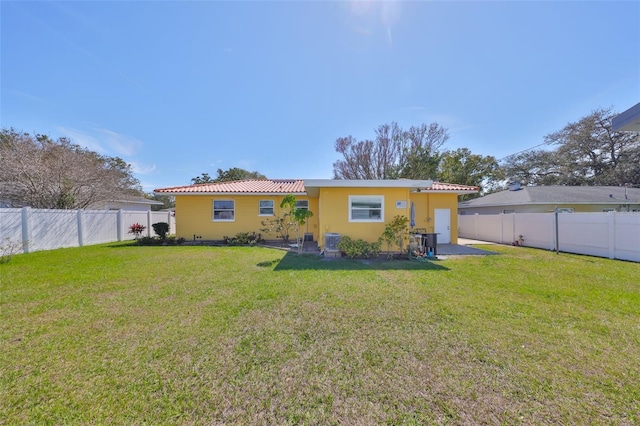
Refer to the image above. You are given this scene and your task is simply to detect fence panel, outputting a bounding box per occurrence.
[0,207,176,254]
[83,211,119,245]
[614,214,640,262]
[29,209,79,252]
[515,213,554,250]
[558,213,610,258]
[0,209,23,243]
[459,212,640,262]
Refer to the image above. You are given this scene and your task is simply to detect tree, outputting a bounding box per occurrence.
[437,148,504,199]
[0,128,142,209]
[332,122,449,180]
[190,172,214,184]
[191,167,266,184]
[215,167,266,182]
[280,194,313,255]
[502,108,640,186]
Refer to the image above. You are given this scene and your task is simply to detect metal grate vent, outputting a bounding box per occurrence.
[324,233,341,251]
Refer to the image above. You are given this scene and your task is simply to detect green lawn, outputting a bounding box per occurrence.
[1,243,639,424]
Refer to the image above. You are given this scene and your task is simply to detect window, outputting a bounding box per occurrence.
[259,200,274,216]
[502,209,515,214]
[295,200,309,210]
[349,195,383,222]
[213,200,234,221]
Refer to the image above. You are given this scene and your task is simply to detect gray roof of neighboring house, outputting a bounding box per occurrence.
[612,102,640,132]
[459,186,640,208]
[114,196,164,205]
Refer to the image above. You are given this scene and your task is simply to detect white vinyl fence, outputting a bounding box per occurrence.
[0,207,175,254]
[459,212,640,262]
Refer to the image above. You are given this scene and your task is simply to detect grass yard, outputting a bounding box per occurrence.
[1,242,639,425]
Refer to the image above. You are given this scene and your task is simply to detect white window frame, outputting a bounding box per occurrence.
[349,195,384,222]
[259,200,274,216]
[295,200,309,210]
[213,199,235,222]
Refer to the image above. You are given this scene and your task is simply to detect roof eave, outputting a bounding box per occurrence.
[154,191,307,196]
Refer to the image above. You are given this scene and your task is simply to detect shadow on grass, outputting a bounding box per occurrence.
[269,252,450,271]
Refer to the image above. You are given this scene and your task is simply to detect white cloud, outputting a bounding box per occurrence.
[57,126,107,153]
[95,128,144,157]
[130,161,157,175]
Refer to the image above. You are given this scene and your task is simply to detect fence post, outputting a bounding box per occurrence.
[77,209,84,247]
[554,209,559,254]
[147,210,152,237]
[117,210,123,241]
[21,207,30,253]
[608,213,616,259]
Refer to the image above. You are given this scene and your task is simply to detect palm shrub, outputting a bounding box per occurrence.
[152,222,170,240]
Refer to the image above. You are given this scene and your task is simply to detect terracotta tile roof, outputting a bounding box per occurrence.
[154,179,478,195]
[155,179,306,194]
[429,182,480,192]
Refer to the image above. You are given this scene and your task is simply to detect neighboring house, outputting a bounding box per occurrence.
[612,102,640,132]
[154,179,479,248]
[91,196,164,211]
[459,183,640,215]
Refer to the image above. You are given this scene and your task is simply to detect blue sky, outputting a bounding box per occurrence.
[2,1,639,192]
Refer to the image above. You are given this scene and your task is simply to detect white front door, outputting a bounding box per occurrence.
[434,208,451,244]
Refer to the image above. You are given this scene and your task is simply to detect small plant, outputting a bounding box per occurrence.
[0,238,27,264]
[337,236,382,259]
[152,222,170,240]
[223,232,263,246]
[381,215,410,258]
[260,215,293,243]
[280,194,314,255]
[128,223,146,239]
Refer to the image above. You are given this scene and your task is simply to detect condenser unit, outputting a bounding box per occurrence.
[324,233,341,251]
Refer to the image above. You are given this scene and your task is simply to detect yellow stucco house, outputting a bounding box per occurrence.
[154,179,478,249]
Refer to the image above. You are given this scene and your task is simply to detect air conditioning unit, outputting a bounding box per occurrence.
[325,233,341,251]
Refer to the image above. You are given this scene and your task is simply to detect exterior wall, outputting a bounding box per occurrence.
[174,194,318,241]
[460,203,640,215]
[316,187,410,249]
[409,192,460,244]
[173,189,461,247]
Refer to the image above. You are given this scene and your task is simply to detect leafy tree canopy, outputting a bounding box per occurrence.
[438,148,504,199]
[502,108,640,186]
[0,128,142,209]
[191,167,266,184]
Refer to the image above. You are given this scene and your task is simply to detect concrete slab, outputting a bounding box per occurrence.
[436,243,498,255]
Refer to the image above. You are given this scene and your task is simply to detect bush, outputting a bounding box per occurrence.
[128,223,146,239]
[135,236,185,246]
[336,236,381,259]
[223,232,263,246]
[381,215,409,258]
[152,222,170,240]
